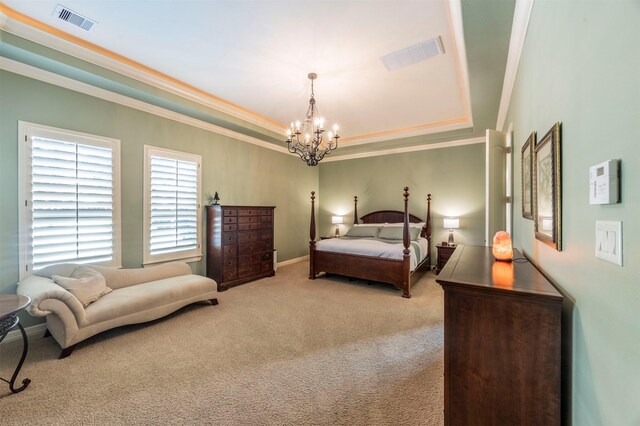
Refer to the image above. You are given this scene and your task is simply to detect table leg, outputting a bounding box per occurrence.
[0,322,31,393]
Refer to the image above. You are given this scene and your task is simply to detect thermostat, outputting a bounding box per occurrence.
[589,159,620,205]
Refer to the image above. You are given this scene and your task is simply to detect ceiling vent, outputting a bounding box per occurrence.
[53,5,97,31]
[380,36,445,71]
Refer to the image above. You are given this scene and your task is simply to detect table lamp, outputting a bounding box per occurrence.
[332,216,343,237]
[443,217,459,246]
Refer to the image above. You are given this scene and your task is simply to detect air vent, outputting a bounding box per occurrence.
[380,36,445,71]
[53,5,97,31]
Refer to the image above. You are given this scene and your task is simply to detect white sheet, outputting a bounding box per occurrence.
[316,237,429,272]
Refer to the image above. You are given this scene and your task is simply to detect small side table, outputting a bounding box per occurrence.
[320,236,336,240]
[0,295,31,393]
[436,244,457,275]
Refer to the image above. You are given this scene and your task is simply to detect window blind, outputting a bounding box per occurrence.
[31,137,115,270]
[149,156,199,256]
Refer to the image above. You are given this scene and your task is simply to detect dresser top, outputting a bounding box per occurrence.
[436,245,562,300]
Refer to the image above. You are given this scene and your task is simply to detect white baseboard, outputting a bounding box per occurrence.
[1,322,47,345]
[277,255,309,267]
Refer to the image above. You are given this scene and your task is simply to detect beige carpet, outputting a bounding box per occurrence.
[0,261,444,425]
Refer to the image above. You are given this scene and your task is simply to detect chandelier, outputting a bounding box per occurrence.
[285,73,340,166]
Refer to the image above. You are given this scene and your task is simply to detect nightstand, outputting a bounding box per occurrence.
[320,236,336,240]
[436,244,457,274]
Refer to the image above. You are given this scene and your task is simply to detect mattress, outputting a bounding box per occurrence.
[315,237,429,271]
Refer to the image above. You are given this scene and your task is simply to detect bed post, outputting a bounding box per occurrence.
[401,187,411,298]
[353,196,358,225]
[425,194,432,262]
[309,191,317,280]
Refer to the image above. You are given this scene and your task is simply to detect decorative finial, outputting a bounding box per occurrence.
[403,187,409,200]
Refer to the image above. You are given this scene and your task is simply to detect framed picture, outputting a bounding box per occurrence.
[521,132,535,219]
[533,122,562,250]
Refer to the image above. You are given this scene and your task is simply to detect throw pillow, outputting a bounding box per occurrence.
[52,266,112,307]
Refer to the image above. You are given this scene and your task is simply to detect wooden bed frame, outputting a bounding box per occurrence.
[309,187,432,298]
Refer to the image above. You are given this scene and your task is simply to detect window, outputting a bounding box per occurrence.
[19,122,121,278]
[143,146,202,265]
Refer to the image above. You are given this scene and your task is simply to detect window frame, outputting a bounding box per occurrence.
[18,121,122,280]
[143,145,202,266]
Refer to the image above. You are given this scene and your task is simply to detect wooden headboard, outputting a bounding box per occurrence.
[360,210,423,224]
[352,193,432,240]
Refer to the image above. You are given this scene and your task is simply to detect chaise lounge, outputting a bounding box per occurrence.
[17,262,218,358]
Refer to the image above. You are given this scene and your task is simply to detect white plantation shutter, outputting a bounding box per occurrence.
[19,122,121,277]
[144,146,201,264]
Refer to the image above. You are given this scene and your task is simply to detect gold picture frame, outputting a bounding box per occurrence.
[533,122,562,250]
[521,132,535,220]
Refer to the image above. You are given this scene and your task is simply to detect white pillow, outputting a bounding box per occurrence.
[378,226,422,241]
[344,225,380,238]
[52,265,112,307]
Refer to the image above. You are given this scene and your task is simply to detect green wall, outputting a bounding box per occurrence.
[0,70,318,326]
[318,143,486,248]
[506,1,639,424]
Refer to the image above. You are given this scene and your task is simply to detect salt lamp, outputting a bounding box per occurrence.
[492,231,513,261]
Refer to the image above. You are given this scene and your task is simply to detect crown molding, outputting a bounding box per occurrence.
[0,4,286,135]
[0,57,290,155]
[0,57,480,163]
[340,116,472,147]
[323,136,485,163]
[496,0,535,131]
[447,0,474,126]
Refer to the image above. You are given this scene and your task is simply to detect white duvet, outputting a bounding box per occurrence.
[315,237,429,271]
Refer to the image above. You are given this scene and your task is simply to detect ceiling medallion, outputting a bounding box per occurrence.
[285,73,340,166]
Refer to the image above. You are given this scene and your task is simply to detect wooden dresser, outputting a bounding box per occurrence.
[436,245,562,426]
[206,205,275,291]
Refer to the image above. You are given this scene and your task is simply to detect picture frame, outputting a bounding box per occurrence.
[521,132,535,219]
[533,122,562,250]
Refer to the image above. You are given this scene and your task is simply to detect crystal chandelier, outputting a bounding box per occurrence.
[285,73,340,166]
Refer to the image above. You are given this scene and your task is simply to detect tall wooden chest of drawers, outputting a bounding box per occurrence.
[206,205,275,291]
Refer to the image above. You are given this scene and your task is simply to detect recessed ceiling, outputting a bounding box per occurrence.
[1,0,474,145]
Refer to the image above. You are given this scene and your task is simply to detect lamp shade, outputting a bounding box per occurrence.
[492,231,513,261]
[331,216,344,225]
[443,217,459,229]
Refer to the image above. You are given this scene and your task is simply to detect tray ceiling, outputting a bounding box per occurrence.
[1,0,477,146]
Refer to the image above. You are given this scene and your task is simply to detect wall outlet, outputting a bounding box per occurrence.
[595,221,622,266]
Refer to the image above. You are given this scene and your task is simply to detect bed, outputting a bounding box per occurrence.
[309,187,432,298]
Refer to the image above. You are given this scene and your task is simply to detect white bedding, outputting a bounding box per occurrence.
[315,237,429,271]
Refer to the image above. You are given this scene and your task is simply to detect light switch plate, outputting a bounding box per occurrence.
[595,221,622,266]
